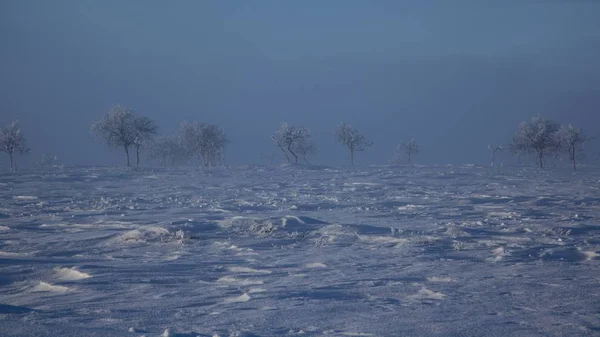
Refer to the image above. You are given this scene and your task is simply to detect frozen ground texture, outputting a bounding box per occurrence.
[1,165,599,337]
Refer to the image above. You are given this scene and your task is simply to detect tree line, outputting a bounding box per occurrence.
[0,107,594,171]
[493,115,590,170]
[90,105,228,168]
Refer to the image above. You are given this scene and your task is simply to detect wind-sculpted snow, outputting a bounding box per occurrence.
[0,165,599,336]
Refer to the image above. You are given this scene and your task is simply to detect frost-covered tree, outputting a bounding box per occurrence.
[0,120,28,172]
[272,133,289,163]
[179,121,203,160]
[509,142,523,165]
[179,121,227,167]
[272,122,311,164]
[132,116,158,167]
[91,105,138,167]
[151,136,189,167]
[295,136,318,165]
[397,138,419,164]
[199,124,228,167]
[335,123,372,166]
[557,124,589,171]
[511,116,560,168]
[488,145,503,167]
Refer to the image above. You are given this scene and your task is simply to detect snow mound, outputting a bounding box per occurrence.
[32,282,70,293]
[224,293,251,303]
[13,195,38,200]
[357,235,408,246]
[117,226,172,243]
[216,216,249,229]
[311,224,357,246]
[217,276,264,286]
[227,266,272,274]
[408,287,446,301]
[427,276,455,283]
[0,226,9,231]
[580,250,598,260]
[305,263,328,269]
[0,251,27,257]
[489,246,509,261]
[217,216,278,236]
[213,242,258,255]
[54,267,91,281]
[281,215,304,227]
[217,215,323,238]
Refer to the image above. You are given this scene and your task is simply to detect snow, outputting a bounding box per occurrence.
[54,267,91,281]
[408,287,446,301]
[217,276,264,286]
[305,263,328,269]
[227,266,272,274]
[13,195,38,200]
[223,293,251,303]
[0,165,599,336]
[427,276,455,283]
[31,282,71,293]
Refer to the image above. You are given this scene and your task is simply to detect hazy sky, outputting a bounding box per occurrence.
[1,0,599,167]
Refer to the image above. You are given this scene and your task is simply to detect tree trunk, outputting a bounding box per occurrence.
[287,144,298,164]
[136,146,140,167]
[572,146,577,171]
[277,146,289,163]
[9,152,14,172]
[350,150,354,167]
[408,152,411,164]
[124,146,130,167]
[538,151,544,168]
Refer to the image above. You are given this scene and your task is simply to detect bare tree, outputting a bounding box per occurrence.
[397,138,419,163]
[0,121,28,172]
[132,116,158,167]
[509,141,527,166]
[151,136,189,167]
[272,134,289,163]
[488,145,503,167]
[272,123,310,164]
[295,136,318,165]
[91,105,138,167]
[335,123,372,166]
[511,115,560,168]
[557,124,589,171]
[180,121,203,161]
[180,121,227,167]
[199,124,228,167]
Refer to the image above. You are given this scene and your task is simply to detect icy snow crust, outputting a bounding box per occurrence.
[0,165,599,336]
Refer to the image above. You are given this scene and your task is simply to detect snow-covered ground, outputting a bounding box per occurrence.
[1,165,599,336]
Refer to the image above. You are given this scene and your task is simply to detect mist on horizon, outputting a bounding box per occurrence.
[1,0,599,168]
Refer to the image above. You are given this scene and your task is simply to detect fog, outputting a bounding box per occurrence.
[1,0,599,167]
